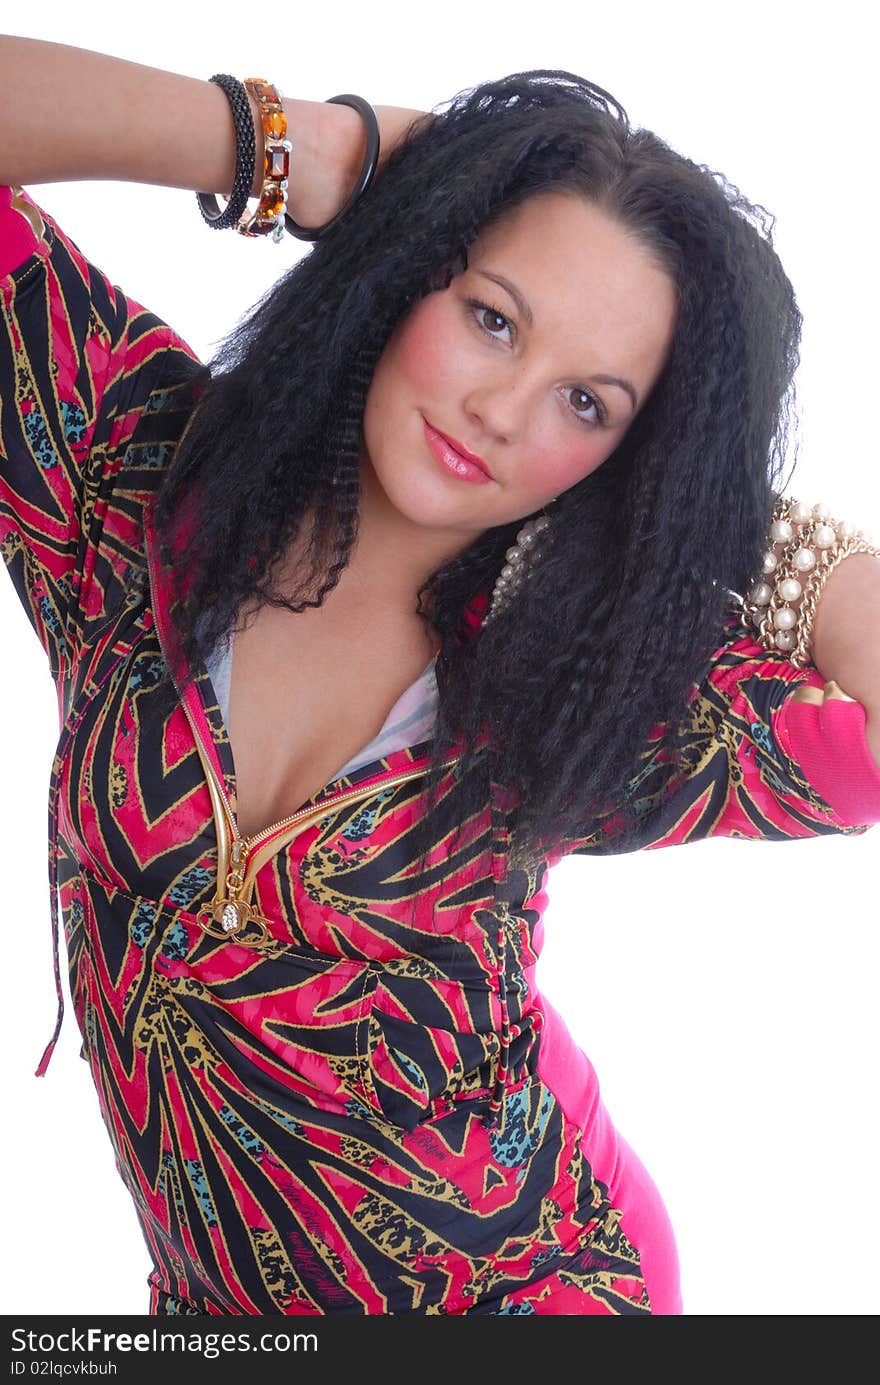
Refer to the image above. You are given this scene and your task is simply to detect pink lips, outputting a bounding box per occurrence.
[423,419,492,484]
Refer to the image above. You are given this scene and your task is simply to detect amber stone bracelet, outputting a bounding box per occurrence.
[235,77,292,242]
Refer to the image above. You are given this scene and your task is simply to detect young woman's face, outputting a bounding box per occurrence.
[361,191,678,553]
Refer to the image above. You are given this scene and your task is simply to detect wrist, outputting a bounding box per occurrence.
[809,551,880,715]
[866,713,880,775]
[278,95,358,231]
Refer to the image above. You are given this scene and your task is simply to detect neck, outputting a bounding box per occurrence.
[340,452,481,611]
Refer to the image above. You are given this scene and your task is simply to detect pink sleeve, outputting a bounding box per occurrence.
[775,680,880,826]
[561,611,878,858]
[0,184,48,275]
[1,184,201,675]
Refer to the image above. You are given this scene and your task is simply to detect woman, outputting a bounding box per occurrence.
[2,36,879,1316]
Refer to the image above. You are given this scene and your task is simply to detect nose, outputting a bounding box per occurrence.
[463,365,536,444]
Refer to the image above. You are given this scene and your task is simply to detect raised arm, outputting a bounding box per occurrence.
[0,36,428,675]
[0,34,426,227]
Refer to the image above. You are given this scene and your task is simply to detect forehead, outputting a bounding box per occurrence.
[470,190,654,271]
[465,191,678,367]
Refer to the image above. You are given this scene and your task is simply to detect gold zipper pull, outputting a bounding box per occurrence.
[197,836,271,945]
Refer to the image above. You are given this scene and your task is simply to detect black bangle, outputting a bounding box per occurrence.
[196,74,257,230]
[284,93,380,242]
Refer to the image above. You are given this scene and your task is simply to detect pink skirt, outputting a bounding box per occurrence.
[526,992,682,1315]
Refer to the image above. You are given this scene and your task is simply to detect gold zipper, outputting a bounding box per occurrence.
[190,720,452,945]
[164,661,451,943]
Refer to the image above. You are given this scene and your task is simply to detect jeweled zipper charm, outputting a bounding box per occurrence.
[197,837,271,945]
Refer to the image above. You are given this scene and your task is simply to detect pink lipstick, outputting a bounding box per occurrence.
[423,419,492,484]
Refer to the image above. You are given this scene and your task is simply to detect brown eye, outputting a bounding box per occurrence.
[481,308,507,333]
[466,298,514,342]
[565,387,605,426]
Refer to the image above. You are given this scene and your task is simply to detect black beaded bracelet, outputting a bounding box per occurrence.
[196,74,256,230]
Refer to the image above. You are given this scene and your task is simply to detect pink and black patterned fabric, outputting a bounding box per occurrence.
[3,184,878,1316]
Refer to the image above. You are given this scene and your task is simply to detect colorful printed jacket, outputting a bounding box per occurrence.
[3,185,879,1316]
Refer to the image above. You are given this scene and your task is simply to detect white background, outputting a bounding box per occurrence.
[1,0,877,1317]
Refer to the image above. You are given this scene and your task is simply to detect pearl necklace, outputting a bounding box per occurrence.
[482,514,551,626]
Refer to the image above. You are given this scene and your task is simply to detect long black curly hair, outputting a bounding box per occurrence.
[153,68,801,868]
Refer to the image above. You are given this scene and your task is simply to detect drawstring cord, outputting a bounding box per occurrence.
[34,610,147,1077]
[35,744,66,1076]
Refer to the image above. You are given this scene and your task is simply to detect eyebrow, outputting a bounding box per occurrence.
[475,268,640,413]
